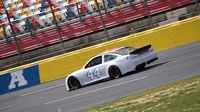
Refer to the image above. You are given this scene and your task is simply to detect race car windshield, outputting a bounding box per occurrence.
[113,47,136,55]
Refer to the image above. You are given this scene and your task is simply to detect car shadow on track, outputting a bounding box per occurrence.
[122,60,171,77]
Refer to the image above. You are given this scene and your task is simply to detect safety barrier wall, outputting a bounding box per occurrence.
[0,16,200,94]
[38,16,200,83]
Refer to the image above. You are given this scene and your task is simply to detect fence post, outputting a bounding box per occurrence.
[25,17,36,39]
[102,0,109,16]
[195,0,200,15]
[143,0,153,27]
[47,0,66,53]
[2,2,23,64]
[128,0,134,9]
[94,0,109,39]
[75,2,83,22]
[2,24,6,39]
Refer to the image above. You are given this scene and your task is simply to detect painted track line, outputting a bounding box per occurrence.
[20,83,65,97]
[0,84,65,110]
[45,76,149,105]
[170,52,200,63]
[0,103,20,110]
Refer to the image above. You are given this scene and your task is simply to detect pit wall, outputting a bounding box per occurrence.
[0,16,200,95]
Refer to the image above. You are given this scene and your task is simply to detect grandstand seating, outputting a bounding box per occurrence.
[0,0,196,59]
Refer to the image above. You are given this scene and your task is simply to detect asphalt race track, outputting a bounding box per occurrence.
[1,41,200,112]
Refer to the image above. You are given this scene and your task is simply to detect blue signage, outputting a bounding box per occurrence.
[0,65,40,95]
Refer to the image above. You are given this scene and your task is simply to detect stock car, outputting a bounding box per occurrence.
[65,45,158,90]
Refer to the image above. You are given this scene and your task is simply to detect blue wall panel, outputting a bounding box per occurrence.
[0,65,40,95]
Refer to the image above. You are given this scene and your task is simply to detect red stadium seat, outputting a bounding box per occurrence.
[32,16,40,29]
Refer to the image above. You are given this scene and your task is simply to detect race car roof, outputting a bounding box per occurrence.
[102,47,127,53]
[101,46,137,55]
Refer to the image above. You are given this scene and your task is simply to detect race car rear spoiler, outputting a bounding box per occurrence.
[130,44,152,55]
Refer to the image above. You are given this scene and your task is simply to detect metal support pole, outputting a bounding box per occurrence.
[75,3,83,22]
[2,2,23,64]
[143,0,153,27]
[102,0,109,16]
[128,0,134,9]
[47,0,66,52]
[2,24,7,40]
[94,0,109,40]
[26,17,36,38]
[195,0,200,15]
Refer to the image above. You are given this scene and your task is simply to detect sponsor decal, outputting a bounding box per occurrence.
[0,65,40,95]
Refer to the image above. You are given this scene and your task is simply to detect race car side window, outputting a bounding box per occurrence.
[85,56,102,69]
[104,55,117,62]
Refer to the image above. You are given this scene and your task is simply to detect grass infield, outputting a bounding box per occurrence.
[81,75,200,112]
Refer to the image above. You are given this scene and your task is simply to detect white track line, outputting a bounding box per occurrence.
[170,52,200,63]
[1,84,65,110]
[0,103,20,110]
[45,76,149,105]
[20,83,65,97]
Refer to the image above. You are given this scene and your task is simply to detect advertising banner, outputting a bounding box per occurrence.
[0,65,40,95]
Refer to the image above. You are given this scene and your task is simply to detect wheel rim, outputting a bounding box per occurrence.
[69,78,79,90]
[110,66,121,79]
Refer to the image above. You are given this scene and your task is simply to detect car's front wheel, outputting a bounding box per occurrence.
[68,77,81,90]
[109,66,121,79]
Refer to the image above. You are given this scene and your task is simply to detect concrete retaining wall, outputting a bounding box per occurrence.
[38,16,200,83]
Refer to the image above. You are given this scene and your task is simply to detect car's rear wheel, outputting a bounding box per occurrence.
[68,77,81,90]
[136,62,146,71]
[109,66,121,79]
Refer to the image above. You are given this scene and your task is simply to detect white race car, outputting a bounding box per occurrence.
[65,45,158,90]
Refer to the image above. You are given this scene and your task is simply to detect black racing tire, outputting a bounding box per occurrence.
[136,63,146,71]
[109,66,121,79]
[68,77,81,90]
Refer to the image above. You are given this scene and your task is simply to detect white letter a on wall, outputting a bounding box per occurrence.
[9,70,28,90]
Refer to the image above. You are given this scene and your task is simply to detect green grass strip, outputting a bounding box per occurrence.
[82,75,200,112]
